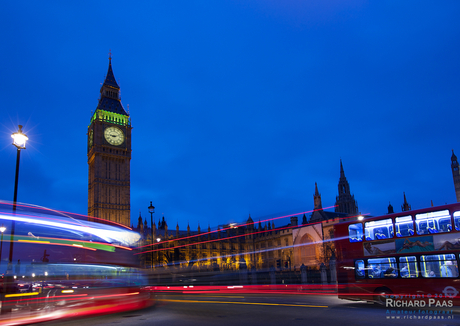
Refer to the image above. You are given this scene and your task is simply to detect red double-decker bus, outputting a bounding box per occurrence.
[334,203,460,304]
[0,202,154,325]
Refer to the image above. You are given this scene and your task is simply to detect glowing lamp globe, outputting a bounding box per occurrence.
[11,125,28,149]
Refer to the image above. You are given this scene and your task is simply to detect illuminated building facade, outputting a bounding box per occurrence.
[293,183,348,269]
[135,214,294,272]
[88,56,132,227]
[245,215,293,270]
[135,162,359,271]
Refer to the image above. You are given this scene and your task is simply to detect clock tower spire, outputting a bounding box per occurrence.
[87,55,132,227]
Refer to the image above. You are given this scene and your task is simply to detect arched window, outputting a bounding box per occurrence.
[299,234,316,264]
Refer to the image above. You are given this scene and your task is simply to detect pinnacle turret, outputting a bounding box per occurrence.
[387,202,394,214]
[340,159,345,178]
[402,192,411,212]
[335,160,358,215]
[314,182,322,210]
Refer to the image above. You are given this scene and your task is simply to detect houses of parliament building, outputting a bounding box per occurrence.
[133,160,359,272]
[88,58,437,273]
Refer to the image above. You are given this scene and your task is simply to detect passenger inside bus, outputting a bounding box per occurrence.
[420,254,459,278]
[422,268,436,277]
[384,267,397,278]
[371,266,384,278]
[441,261,453,277]
[354,260,365,278]
[400,265,409,277]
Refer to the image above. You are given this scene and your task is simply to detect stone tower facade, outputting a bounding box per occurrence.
[87,56,132,226]
[335,160,358,215]
[401,192,411,212]
[314,182,322,211]
[452,150,460,202]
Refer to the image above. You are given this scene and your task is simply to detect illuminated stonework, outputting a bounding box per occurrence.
[135,215,294,272]
[87,57,132,227]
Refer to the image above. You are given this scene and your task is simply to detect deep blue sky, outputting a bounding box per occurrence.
[1,1,460,230]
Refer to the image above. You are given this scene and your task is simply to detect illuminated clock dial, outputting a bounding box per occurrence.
[104,126,124,146]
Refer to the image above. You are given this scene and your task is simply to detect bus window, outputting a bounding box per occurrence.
[399,256,419,278]
[438,217,452,232]
[349,223,363,242]
[416,210,451,235]
[367,257,398,279]
[364,219,394,241]
[355,260,365,279]
[420,254,459,278]
[454,211,460,231]
[395,216,414,237]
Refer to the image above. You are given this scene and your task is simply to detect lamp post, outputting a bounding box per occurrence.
[11,125,28,213]
[156,237,162,269]
[3,126,27,308]
[9,125,28,265]
[0,225,6,265]
[148,202,155,269]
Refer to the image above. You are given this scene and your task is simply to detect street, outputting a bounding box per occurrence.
[40,293,458,326]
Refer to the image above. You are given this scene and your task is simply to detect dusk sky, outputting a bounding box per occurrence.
[1,1,460,230]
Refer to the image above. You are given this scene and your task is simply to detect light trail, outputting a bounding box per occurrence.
[0,211,140,247]
[136,206,341,249]
[135,212,367,259]
[136,234,353,268]
[0,200,133,230]
[159,298,328,308]
[5,292,39,298]
[3,293,88,303]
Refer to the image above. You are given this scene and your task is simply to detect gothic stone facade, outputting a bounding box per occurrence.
[88,57,132,226]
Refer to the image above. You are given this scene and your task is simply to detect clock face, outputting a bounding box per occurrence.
[104,126,124,146]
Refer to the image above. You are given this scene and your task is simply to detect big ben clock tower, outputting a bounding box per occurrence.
[87,55,132,227]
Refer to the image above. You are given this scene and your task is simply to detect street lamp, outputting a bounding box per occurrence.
[3,126,27,306]
[11,125,28,213]
[0,225,6,265]
[9,125,28,269]
[148,201,155,269]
